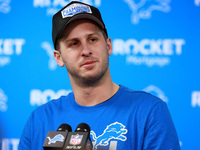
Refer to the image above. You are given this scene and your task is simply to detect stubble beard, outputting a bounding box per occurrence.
[67,55,109,87]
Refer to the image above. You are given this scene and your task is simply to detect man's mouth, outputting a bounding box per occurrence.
[81,60,97,67]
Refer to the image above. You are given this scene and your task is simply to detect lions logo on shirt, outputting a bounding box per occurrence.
[90,122,128,150]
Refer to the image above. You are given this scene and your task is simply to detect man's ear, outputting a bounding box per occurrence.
[106,38,112,55]
[54,50,64,67]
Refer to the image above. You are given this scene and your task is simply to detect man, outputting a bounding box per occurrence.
[19,1,181,150]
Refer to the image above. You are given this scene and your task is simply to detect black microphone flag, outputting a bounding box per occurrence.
[43,124,72,150]
[63,123,93,150]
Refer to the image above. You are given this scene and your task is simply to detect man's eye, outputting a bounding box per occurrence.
[90,38,97,42]
[69,42,78,47]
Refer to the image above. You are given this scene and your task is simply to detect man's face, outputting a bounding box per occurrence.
[54,20,112,85]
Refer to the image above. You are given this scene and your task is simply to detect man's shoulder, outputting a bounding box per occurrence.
[119,85,164,105]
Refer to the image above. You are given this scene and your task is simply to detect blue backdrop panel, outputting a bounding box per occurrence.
[0,0,200,149]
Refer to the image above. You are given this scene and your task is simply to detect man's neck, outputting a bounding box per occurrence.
[70,73,119,106]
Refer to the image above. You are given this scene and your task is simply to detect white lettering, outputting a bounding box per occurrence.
[113,39,185,56]
[66,145,82,149]
[81,0,101,6]
[126,39,137,55]
[0,89,8,112]
[33,0,101,15]
[162,39,173,55]
[0,39,25,56]
[42,89,56,102]
[0,0,11,13]
[126,56,170,67]
[14,39,25,55]
[53,0,69,7]
[191,91,200,107]
[174,39,185,55]
[1,139,19,150]
[139,39,149,55]
[10,139,19,150]
[47,8,59,15]
[113,39,126,55]
[3,39,13,55]
[30,89,71,106]
[195,0,200,6]
[0,57,11,66]
[1,139,9,150]
[82,0,92,5]
[94,0,101,6]
[33,0,51,7]
[150,39,162,55]
[33,0,101,8]
[30,90,44,106]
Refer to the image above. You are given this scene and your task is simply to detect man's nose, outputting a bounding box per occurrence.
[81,43,92,57]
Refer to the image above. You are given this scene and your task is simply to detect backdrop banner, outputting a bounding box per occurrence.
[0,0,200,149]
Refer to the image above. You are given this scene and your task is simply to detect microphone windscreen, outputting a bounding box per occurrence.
[57,123,72,132]
[75,123,90,132]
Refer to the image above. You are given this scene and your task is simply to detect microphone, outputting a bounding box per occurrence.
[43,124,72,150]
[63,123,93,150]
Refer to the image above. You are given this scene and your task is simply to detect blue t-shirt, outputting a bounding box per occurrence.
[19,85,180,150]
